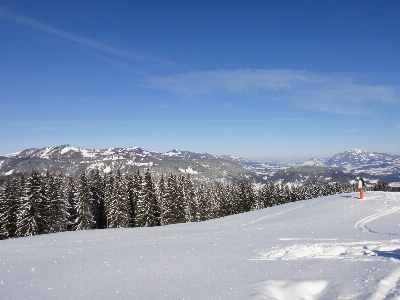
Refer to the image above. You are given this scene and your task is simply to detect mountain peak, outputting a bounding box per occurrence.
[351,149,366,154]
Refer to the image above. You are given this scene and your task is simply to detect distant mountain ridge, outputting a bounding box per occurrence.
[300,149,400,182]
[234,149,400,185]
[0,145,261,184]
[1,146,399,186]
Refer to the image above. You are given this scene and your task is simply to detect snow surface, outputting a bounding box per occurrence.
[4,169,13,175]
[178,167,199,174]
[1,192,400,299]
[60,146,80,155]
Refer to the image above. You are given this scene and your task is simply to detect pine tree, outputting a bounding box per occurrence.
[66,175,77,230]
[207,185,219,219]
[14,174,27,236]
[52,172,70,232]
[132,170,147,227]
[183,174,198,222]
[25,169,42,235]
[163,173,185,225]
[215,183,228,217]
[196,183,210,221]
[246,183,257,210]
[175,175,187,223]
[157,173,168,226]
[44,171,59,233]
[89,169,106,229]
[0,181,10,239]
[228,183,241,215]
[125,173,137,227]
[289,185,302,202]
[238,181,252,213]
[103,170,114,228]
[144,169,160,226]
[136,169,159,227]
[131,170,145,227]
[108,169,130,228]
[75,171,94,230]
[0,177,19,237]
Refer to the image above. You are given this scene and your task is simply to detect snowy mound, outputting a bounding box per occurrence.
[1,192,400,299]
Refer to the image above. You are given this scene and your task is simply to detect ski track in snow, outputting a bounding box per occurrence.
[354,206,400,234]
[251,192,400,300]
[369,267,400,300]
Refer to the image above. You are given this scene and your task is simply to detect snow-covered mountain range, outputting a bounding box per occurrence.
[1,146,399,185]
[0,145,261,184]
[247,149,400,184]
[301,149,400,183]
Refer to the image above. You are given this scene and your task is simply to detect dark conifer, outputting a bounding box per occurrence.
[75,171,94,230]
[89,169,106,229]
[66,175,77,230]
[157,173,168,226]
[18,170,42,235]
[0,181,10,239]
[108,169,129,228]
[1,177,19,237]
[184,174,198,222]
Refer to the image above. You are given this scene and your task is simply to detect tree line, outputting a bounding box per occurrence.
[1,168,360,240]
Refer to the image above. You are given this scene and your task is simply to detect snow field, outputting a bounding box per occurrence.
[1,191,400,299]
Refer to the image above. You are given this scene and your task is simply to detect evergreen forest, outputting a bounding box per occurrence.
[0,168,364,240]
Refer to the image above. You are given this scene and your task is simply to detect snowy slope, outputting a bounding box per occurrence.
[1,192,400,299]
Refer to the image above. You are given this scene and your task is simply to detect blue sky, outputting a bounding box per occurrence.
[1,0,399,160]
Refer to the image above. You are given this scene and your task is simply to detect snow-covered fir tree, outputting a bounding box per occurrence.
[66,175,77,231]
[0,181,10,239]
[44,171,69,233]
[125,173,137,227]
[136,169,159,227]
[131,170,145,227]
[26,169,45,235]
[183,174,198,223]
[103,170,114,228]
[107,169,130,228]
[157,173,168,226]
[196,183,210,221]
[0,177,19,238]
[237,181,252,213]
[74,171,94,230]
[89,169,106,229]
[163,173,185,225]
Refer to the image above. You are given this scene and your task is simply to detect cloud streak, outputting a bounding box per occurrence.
[0,7,174,67]
[144,69,400,115]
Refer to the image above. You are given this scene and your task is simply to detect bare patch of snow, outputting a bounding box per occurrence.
[178,167,198,174]
[60,146,80,155]
[4,169,14,175]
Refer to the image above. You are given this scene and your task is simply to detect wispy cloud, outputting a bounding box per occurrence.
[143,69,400,115]
[343,129,359,133]
[0,7,174,67]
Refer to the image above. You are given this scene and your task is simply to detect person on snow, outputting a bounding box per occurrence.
[358,177,365,200]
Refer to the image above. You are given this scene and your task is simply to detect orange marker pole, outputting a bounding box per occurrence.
[359,188,364,200]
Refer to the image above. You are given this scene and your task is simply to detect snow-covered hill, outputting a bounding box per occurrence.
[1,192,399,299]
[303,149,400,182]
[251,149,400,184]
[0,145,261,184]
